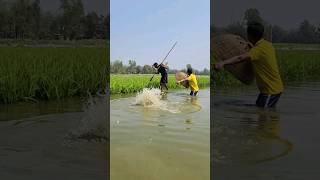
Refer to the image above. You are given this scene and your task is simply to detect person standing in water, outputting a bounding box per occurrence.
[153,62,169,92]
[178,67,199,96]
[215,22,284,108]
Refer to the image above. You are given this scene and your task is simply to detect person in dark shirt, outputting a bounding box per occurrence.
[153,62,169,92]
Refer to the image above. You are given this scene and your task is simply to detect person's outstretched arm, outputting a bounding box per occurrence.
[215,53,250,70]
[177,75,191,83]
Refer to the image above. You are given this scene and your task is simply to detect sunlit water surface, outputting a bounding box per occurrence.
[111,89,210,180]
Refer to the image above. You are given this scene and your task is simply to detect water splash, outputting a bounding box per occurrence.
[133,88,180,113]
[134,88,163,106]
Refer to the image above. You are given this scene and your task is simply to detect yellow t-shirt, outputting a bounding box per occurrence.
[187,74,199,91]
[249,39,284,94]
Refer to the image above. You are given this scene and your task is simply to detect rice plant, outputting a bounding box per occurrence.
[0,47,109,104]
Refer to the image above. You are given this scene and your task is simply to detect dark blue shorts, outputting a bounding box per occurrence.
[256,93,281,108]
[190,91,198,96]
[160,75,168,83]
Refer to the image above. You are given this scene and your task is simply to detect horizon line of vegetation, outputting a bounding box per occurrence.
[110,60,210,75]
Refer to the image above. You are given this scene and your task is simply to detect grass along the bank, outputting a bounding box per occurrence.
[110,74,210,94]
[211,50,320,87]
[0,47,109,104]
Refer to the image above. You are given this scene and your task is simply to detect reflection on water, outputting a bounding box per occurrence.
[0,97,109,179]
[213,106,292,165]
[0,98,83,121]
[212,82,320,180]
[111,89,210,180]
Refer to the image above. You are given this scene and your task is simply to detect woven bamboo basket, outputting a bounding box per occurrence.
[175,71,189,88]
[211,34,254,85]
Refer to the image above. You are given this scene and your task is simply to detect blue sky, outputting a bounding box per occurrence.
[111,0,210,70]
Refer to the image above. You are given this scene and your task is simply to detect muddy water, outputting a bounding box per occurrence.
[212,82,320,180]
[0,97,109,179]
[111,89,210,180]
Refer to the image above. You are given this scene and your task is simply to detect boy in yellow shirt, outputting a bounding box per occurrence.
[215,22,284,108]
[178,67,199,96]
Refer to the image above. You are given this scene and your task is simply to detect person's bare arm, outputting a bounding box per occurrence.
[215,53,251,70]
[177,76,190,83]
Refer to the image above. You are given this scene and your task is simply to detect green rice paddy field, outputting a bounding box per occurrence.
[0,47,109,104]
[110,74,210,94]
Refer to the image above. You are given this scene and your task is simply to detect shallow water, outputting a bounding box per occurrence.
[0,97,109,179]
[111,89,210,180]
[212,82,320,180]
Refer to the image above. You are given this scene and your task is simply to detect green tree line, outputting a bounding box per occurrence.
[111,60,210,75]
[0,0,109,40]
[212,8,320,44]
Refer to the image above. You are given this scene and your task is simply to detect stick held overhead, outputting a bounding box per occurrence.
[149,41,178,82]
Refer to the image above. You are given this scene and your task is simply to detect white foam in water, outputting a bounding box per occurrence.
[134,88,180,113]
[134,88,163,106]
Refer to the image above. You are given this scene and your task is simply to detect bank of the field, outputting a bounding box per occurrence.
[0,39,108,47]
[274,43,320,50]
[211,50,320,87]
[110,74,210,94]
[0,47,109,104]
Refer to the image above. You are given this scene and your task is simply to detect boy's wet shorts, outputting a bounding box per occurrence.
[256,93,282,108]
[160,75,168,84]
[190,91,198,96]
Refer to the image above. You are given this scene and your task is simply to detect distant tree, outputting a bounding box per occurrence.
[127,60,137,74]
[136,65,142,74]
[84,12,99,38]
[30,0,40,39]
[111,60,124,74]
[316,24,320,39]
[244,8,264,25]
[142,65,154,74]
[96,15,106,39]
[283,29,297,43]
[11,0,28,39]
[270,25,287,43]
[103,15,110,39]
[224,22,246,38]
[202,68,210,75]
[60,0,85,40]
[0,0,109,41]
[297,20,317,43]
[0,0,9,38]
[212,9,320,44]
